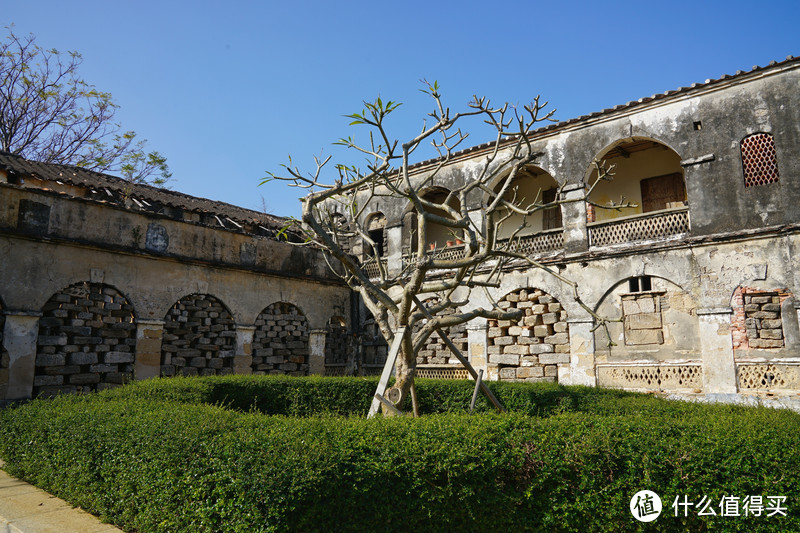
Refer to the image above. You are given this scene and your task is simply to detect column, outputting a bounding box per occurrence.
[560,183,589,253]
[565,318,596,386]
[467,321,488,379]
[134,319,164,381]
[697,308,737,394]
[385,225,403,277]
[3,312,41,401]
[234,325,255,375]
[308,329,327,375]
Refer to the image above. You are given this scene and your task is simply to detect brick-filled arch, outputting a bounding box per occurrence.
[412,297,468,366]
[35,282,136,397]
[251,302,309,375]
[487,288,569,382]
[325,315,349,366]
[161,294,236,377]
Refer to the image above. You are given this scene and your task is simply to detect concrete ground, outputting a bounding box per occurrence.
[0,462,121,533]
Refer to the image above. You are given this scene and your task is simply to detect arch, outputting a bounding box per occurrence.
[585,137,685,223]
[251,302,310,375]
[160,293,236,377]
[364,211,387,257]
[487,165,562,239]
[593,275,700,360]
[35,282,137,397]
[488,288,569,382]
[403,187,462,252]
[325,315,349,366]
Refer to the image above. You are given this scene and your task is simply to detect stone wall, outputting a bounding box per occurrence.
[324,317,349,366]
[487,288,569,382]
[731,287,790,350]
[413,299,468,365]
[161,294,236,377]
[35,282,137,397]
[251,302,309,376]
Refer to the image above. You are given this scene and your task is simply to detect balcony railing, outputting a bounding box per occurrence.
[499,228,564,256]
[362,257,389,279]
[588,207,689,247]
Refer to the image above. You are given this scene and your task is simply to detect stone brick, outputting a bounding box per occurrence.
[38,335,67,346]
[751,311,779,320]
[494,336,513,346]
[503,345,529,355]
[548,303,562,312]
[760,329,783,340]
[489,353,519,365]
[544,365,558,377]
[534,325,551,337]
[35,353,66,366]
[68,352,98,365]
[90,364,118,373]
[520,355,539,365]
[542,313,557,325]
[761,303,781,312]
[761,319,783,329]
[528,344,554,354]
[749,338,783,349]
[33,375,63,386]
[498,367,517,380]
[70,373,101,385]
[516,366,543,379]
[539,353,570,365]
[750,296,772,304]
[105,352,135,364]
[544,333,569,345]
[555,344,570,353]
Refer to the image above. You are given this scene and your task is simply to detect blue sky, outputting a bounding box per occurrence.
[4,1,799,218]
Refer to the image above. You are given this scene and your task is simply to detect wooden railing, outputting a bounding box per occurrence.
[588,207,689,247]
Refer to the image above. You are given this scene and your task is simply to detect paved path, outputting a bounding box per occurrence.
[0,462,122,533]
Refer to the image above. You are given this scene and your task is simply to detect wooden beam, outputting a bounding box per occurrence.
[367,326,406,418]
[412,296,506,413]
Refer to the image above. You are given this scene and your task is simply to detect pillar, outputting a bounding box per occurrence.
[697,308,737,393]
[467,321,488,378]
[234,325,255,375]
[565,318,596,386]
[134,319,164,381]
[560,183,589,253]
[385,225,403,277]
[3,312,41,401]
[308,329,327,375]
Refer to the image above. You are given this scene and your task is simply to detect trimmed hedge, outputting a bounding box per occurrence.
[1,376,799,532]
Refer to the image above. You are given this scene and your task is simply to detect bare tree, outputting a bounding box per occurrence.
[0,27,171,185]
[264,81,618,415]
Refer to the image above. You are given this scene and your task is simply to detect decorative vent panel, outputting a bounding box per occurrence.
[598,364,702,391]
[737,363,800,390]
[589,208,689,247]
[741,133,779,187]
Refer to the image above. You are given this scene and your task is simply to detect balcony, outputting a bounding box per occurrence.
[588,207,690,247]
[498,228,564,256]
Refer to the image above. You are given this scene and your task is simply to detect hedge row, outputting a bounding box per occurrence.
[1,378,799,532]
[97,374,713,418]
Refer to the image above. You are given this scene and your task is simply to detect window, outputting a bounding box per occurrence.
[542,188,563,230]
[741,133,779,187]
[639,173,686,212]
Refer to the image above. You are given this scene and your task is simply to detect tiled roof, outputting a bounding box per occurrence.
[408,54,800,172]
[0,151,290,236]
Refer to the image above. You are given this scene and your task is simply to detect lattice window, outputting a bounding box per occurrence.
[741,133,779,187]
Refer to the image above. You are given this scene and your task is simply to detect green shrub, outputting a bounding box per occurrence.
[1,377,798,532]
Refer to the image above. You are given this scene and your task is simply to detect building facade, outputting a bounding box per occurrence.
[339,56,800,403]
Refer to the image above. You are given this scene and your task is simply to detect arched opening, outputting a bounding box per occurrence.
[161,294,236,377]
[365,212,387,258]
[324,315,349,375]
[35,282,136,397]
[491,166,562,240]
[587,138,685,221]
[404,187,462,253]
[586,138,688,246]
[487,288,569,382]
[251,302,309,376]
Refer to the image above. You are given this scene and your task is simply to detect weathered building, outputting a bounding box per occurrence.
[0,154,351,402]
[3,55,799,405]
[339,56,800,403]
